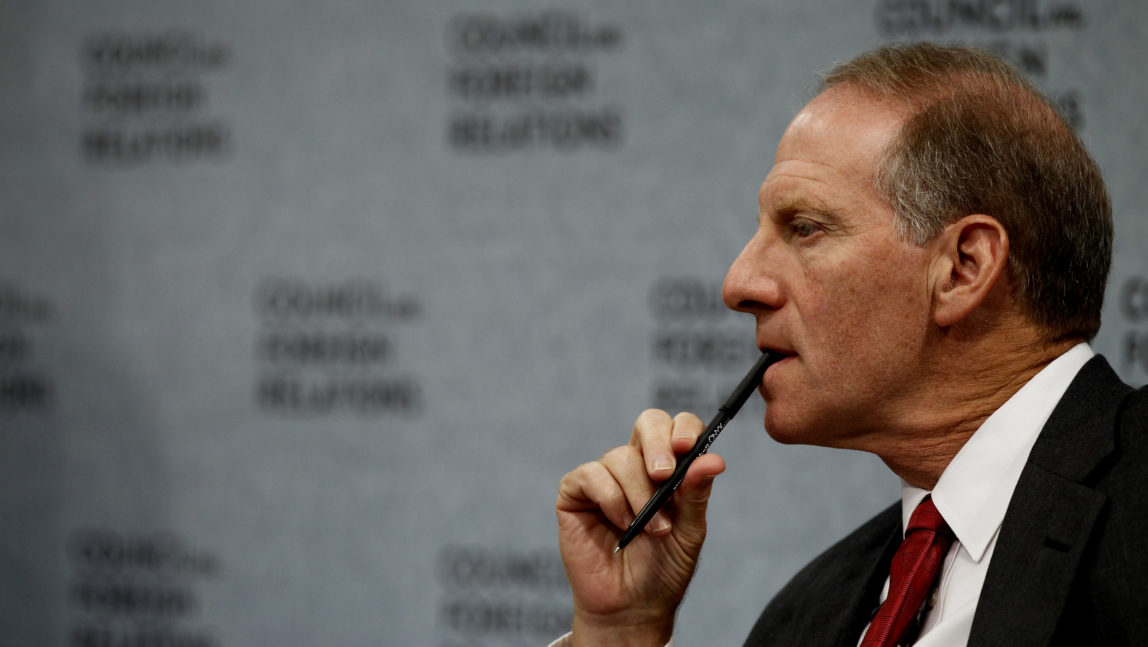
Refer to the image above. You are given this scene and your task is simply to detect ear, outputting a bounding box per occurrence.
[931,215,1010,328]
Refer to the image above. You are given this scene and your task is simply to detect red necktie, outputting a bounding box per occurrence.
[860,497,954,647]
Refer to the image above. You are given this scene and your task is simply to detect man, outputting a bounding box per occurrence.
[553,43,1148,646]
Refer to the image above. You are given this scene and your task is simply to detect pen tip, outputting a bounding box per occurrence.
[613,546,621,555]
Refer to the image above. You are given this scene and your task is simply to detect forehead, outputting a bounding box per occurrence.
[759,88,903,214]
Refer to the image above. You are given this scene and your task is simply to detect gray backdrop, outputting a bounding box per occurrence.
[2,1,1146,645]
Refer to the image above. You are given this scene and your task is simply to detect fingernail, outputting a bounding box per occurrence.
[673,429,693,441]
[649,513,671,534]
[652,455,673,473]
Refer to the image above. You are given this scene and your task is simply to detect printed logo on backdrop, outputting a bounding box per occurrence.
[254,278,424,418]
[80,30,232,165]
[874,0,1087,129]
[1121,276,1148,384]
[445,11,625,154]
[68,528,221,647]
[436,544,572,647]
[0,279,56,415]
[648,277,758,414]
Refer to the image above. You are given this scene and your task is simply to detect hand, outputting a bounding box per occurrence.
[555,409,726,647]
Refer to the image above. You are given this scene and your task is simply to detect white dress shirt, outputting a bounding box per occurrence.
[862,342,1093,646]
[553,343,1093,647]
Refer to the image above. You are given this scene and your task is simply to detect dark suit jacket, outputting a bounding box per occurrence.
[744,356,1148,646]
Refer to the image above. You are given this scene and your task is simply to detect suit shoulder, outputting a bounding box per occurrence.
[791,502,900,585]
[744,503,900,646]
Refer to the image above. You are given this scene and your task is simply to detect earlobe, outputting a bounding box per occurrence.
[932,215,1009,328]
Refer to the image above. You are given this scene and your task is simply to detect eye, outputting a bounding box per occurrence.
[789,218,819,238]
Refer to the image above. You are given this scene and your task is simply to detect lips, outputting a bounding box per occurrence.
[757,347,796,383]
[758,344,796,359]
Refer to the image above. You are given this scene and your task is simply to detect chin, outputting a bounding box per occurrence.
[763,408,836,447]
[763,425,809,446]
[762,409,805,445]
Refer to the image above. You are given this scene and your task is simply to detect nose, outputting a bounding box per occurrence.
[722,230,784,314]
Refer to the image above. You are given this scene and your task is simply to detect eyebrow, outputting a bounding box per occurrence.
[759,194,838,223]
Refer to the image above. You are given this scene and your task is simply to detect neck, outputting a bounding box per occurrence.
[863,324,1081,489]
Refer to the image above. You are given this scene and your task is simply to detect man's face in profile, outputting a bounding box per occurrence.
[722,87,940,450]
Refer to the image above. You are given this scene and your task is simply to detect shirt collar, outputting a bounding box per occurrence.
[900,342,1094,561]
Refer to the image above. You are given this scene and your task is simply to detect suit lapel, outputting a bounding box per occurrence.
[967,357,1130,646]
[967,465,1106,646]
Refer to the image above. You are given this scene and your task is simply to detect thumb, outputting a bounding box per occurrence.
[669,453,725,547]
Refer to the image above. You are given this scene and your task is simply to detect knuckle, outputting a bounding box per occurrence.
[635,408,672,429]
[673,411,705,431]
[600,444,638,465]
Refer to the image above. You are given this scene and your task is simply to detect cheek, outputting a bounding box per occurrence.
[802,270,884,347]
[805,261,927,378]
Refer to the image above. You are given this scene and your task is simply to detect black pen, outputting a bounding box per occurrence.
[614,349,783,553]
